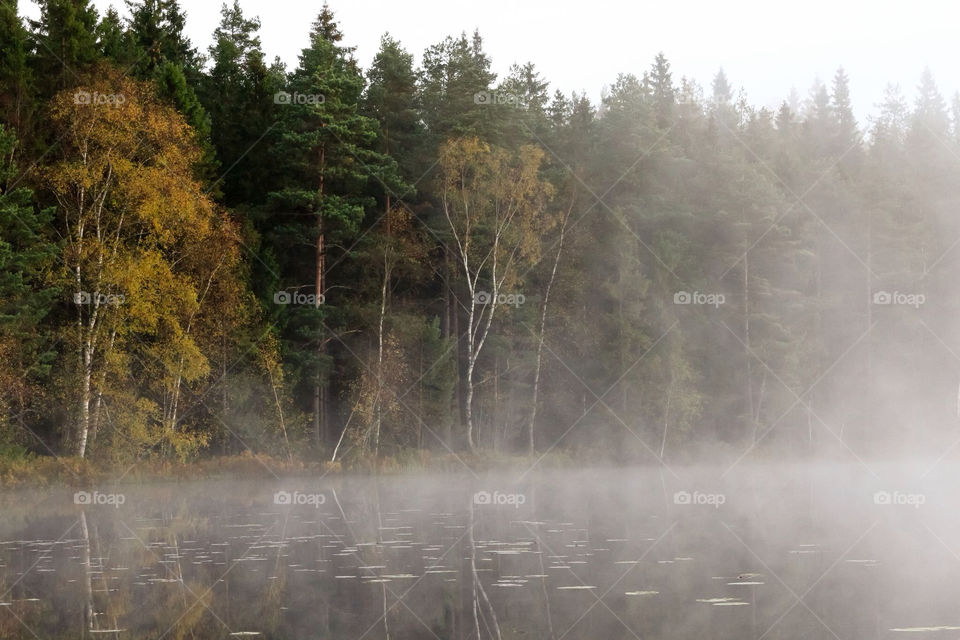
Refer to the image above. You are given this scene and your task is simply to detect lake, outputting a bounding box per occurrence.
[0,463,957,639]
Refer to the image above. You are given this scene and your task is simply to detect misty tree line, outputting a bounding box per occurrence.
[1,0,959,465]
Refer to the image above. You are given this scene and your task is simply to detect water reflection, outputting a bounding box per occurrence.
[0,465,957,639]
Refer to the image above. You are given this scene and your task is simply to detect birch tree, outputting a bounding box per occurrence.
[44,68,240,458]
[437,137,552,451]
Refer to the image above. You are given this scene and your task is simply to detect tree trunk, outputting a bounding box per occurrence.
[528,202,571,454]
[744,241,754,444]
[314,211,326,446]
[80,511,95,632]
[660,370,674,458]
[266,365,292,461]
[78,344,92,458]
[373,249,389,458]
[314,148,327,447]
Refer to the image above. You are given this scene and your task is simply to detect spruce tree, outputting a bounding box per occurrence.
[201,0,276,205]
[0,0,32,134]
[419,30,498,143]
[0,126,57,442]
[831,67,860,154]
[28,0,99,98]
[126,0,200,81]
[363,33,424,182]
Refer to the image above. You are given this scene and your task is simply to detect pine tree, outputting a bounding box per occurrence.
[266,4,403,446]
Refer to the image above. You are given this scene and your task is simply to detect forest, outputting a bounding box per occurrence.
[2,0,960,470]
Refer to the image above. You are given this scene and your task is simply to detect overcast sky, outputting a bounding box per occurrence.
[23,0,960,124]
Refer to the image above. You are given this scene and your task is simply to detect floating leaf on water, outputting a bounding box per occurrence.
[697,597,738,603]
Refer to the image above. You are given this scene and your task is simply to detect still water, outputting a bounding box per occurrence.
[0,464,958,639]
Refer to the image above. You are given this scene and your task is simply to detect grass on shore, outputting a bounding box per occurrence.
[0,447,578,489]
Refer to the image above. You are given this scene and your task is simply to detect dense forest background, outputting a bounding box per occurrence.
[2,0,960,467]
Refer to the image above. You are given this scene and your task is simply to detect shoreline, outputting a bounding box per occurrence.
[0,450,584,489]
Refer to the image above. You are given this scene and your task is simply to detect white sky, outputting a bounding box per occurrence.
[22,0,960,124]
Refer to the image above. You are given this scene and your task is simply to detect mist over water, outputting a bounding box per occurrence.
[0,463,958,639]
[4,0,960,637]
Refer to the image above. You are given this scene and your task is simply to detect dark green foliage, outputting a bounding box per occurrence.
[126,0,200,80]
[0,0,32,133]
[200,0,278,205]
[96,6,135,66]
[2,0,960,465]
[0,126,57,442]
[364,33,425,181]
[28,0,98,98]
